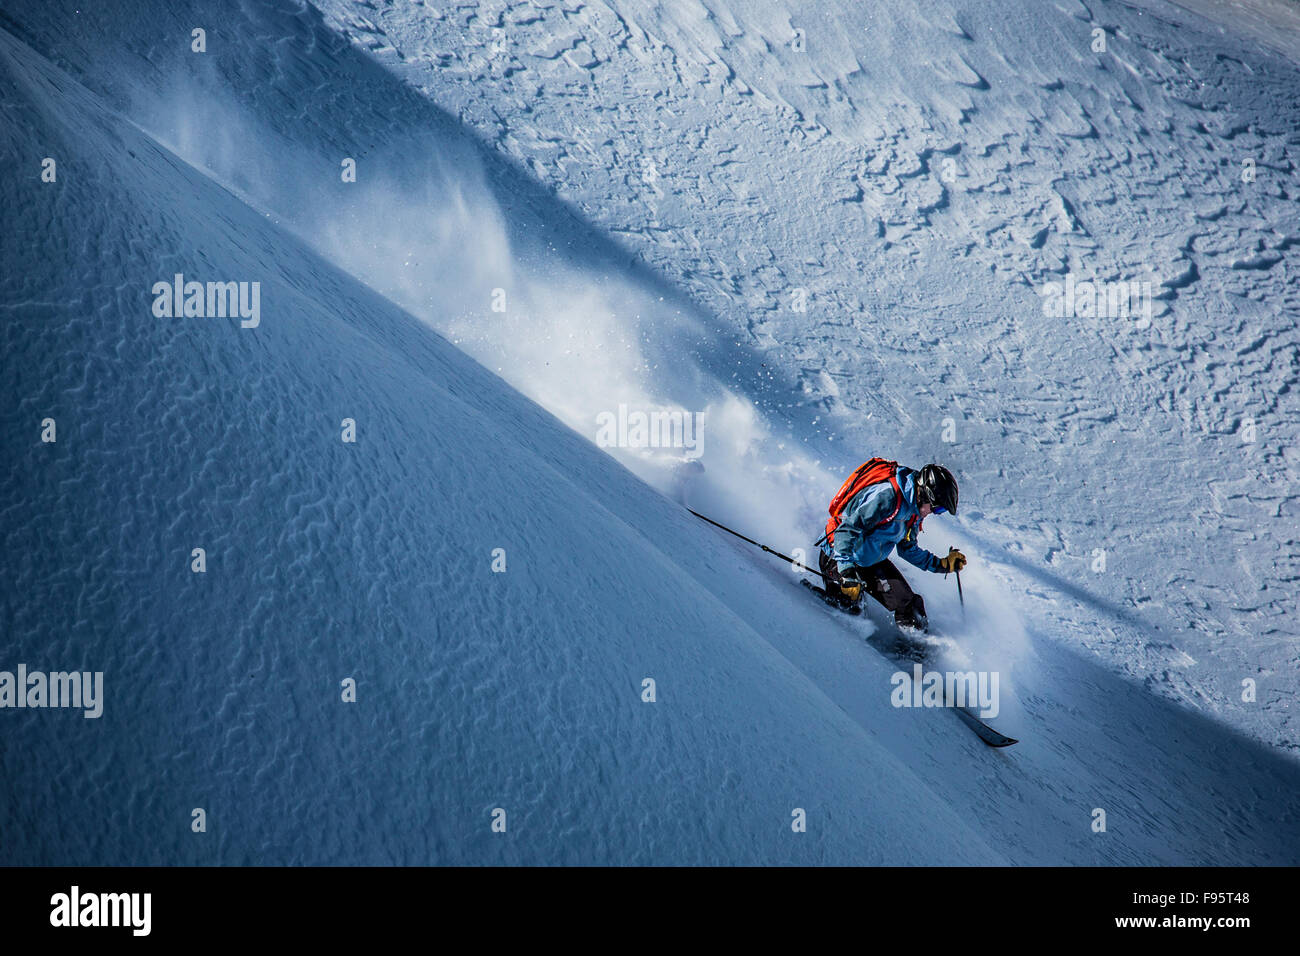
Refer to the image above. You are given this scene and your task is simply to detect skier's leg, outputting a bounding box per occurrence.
[822,550,874,610]
[861,560,928,629]
[818,550,852,604]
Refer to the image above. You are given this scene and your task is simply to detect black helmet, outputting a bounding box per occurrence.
[916,464,958,515]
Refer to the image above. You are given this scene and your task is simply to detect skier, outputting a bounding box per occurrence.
[817,459,965,630]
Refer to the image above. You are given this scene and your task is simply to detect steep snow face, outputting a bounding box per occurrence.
[1160,0,1300,65]
[2,0,1299,867]
[290,0,1300,751]
[15,0,1292,753]
[0,0,856,610]
[0,24,1007,866]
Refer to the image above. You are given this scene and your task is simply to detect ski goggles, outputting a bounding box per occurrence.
[933,506,947,515]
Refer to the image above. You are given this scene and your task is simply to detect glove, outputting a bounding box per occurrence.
[938,548,967,573]
[838,567,868,602]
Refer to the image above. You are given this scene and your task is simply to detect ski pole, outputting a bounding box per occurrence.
[955,568,965,614]
[687,509,828,582]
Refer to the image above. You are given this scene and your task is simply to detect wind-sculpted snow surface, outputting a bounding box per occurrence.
[1,0,1298,866]
[0,24,1006,865]
[296,0,1300,753]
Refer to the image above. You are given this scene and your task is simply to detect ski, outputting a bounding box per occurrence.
[951,705,1018,747]
[800,579,1019,747]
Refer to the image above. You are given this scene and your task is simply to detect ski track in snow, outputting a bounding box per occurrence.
[0,0,1297,864]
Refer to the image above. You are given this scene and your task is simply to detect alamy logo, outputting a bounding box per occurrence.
[50,886,151,936]
[891,664,1001,719]
[152,273,260,328]
[0,665,103,718]
[1040,273,1152,322]
[595,404,704,458]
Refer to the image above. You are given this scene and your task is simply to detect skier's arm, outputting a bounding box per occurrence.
[896,528,941,573]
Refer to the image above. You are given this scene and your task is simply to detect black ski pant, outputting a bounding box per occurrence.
[819,551,925,622]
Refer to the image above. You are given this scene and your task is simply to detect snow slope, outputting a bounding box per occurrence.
[1160,0,1300,65]
[0,22,1004,865]
[296,0,1300,753]
[0,0,1297,865]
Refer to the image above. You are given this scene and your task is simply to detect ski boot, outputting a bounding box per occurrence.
[894,595,928,633]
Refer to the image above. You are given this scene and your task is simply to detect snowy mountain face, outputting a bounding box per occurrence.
[303,0,1300,751]
[1,0,1297,865]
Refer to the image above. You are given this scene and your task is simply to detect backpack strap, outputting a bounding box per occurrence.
[824,459,902,546]
[875,470,903,529]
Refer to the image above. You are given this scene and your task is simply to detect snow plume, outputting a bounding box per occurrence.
[136,72,997,630]
[137,75,831,556]
[295,135,834,555]
[363,180,833,557]
[920,552,1032,726]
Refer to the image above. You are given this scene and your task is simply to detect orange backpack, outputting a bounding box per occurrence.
[823,458,902,545]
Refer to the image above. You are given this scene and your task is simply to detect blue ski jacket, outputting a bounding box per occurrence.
[821,466,942,573]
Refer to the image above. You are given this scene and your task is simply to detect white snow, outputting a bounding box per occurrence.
[1,0,1297,864]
